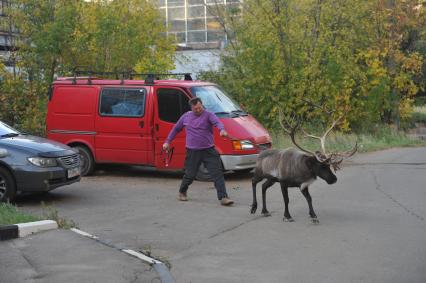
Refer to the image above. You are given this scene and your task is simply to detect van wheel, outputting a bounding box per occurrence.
[235,168,253,175]
[196,163,213,182]
[74,146,95,176]
[0,167,16,202]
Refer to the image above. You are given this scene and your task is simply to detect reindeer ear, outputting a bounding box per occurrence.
[305,155,318,168]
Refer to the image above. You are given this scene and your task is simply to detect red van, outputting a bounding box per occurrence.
[46,74,272,178]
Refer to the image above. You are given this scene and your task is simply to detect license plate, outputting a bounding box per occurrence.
[67,167,81,178]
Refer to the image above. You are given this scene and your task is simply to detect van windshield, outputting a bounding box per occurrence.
[191,86,247,118]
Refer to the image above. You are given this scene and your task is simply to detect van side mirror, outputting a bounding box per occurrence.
[0,149,8,158]
[240,104,247,111]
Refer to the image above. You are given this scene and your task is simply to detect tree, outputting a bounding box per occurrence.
[357,0,424,128]
[1,0,175,134]
[201,0,424,131]
[9,0,175,79]
[75,0,175,73]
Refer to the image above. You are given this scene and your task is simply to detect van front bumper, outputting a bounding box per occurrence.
[220,154,259,171]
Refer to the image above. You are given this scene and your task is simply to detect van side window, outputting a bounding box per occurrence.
[157,88,190,123]
[100,88,146,117]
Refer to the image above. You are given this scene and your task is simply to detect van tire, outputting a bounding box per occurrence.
[0,167,16,202]
[195,163,219,182]
[74,145,95,176]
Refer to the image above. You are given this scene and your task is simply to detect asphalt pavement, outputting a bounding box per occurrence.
[0,229,161,283]
[1,147,426,283]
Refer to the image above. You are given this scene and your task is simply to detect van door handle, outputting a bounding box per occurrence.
[155,124,159,131]
[139,121,144,128]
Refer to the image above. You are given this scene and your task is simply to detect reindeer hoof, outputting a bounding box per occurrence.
[261,211,271,217]
[283,217,294,222]
[250,206,257,214]
[311,218,319,224]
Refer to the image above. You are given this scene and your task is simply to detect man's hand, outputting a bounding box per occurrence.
[162,142,170,151]
[220,130,228,137]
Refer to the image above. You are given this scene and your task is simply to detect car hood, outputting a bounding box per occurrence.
[221,115,271,144]
[0,135,76,157]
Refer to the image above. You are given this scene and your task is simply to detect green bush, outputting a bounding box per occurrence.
[0,65,48,136]
[411,106,426,124]
[414,95,426,106]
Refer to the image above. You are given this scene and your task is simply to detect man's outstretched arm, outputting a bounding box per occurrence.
[163,115,185,150]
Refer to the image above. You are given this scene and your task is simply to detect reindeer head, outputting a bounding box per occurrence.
[279,109,358,173]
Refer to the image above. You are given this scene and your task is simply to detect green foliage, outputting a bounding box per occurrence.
[201,0,425,132]
[0,202,41,225]
[75,0,175,73]
[272,125,426,154]
[411,106,426,124]
[1,0,175,134]
[414,95,426,106]
[0,202,77,229]
[0,64,47,135]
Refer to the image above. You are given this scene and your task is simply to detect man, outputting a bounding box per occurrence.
[162,97,234,206]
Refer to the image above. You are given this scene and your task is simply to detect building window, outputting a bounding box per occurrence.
[159,0,242,45]
[168,0,185,7]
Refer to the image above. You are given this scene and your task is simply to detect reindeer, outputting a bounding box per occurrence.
[250,112,357,223]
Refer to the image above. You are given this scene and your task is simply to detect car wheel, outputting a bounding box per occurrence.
[0,167,16,202]
[74,145,95,176]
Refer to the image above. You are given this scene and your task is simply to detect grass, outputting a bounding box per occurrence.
[40,202,77,229]
[0,202,77,229]
[0,202,41,225]
[271,124,426,153]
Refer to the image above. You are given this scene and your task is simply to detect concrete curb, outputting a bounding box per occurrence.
[0,220,58,241]
[71,228,176,283]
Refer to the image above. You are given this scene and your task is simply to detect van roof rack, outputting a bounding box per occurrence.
[59,68,192,85]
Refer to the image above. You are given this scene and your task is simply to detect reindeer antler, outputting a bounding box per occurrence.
[278,107,357,170]
[300,116,343,157]
[278,108,316,157]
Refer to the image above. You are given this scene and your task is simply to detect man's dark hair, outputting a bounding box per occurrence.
[189,97,203,106]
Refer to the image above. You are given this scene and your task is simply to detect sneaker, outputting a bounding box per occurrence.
[220,197,234,206]
[178,192,188,201]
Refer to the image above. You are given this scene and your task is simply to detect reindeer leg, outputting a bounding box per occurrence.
[280,182,294,222]
[301,187,319,224]
[261,179,275,216]
[250,175,263,214]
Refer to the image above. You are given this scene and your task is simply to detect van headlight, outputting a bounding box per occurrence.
[232,140,254,150]
[28,157,58,167]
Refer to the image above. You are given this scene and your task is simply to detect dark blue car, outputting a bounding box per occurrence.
[0,121,81,202]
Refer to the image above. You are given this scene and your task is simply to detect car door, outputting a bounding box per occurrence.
[154,86,191,169]
[95,87,153,165]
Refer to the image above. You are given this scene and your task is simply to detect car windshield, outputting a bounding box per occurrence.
[0,121,20,137]
[191,85,247,118]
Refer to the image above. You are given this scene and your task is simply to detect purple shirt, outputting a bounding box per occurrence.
[165,110,225,149]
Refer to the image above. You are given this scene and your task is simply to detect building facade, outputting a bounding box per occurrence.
[0,0,17,66]
[155,0,241,76]
[155,0,240,49]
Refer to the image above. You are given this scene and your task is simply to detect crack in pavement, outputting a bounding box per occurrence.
[20,251,41,282]
[207,214,266,240]
[171,211,278,261]
[371,171,425,223]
